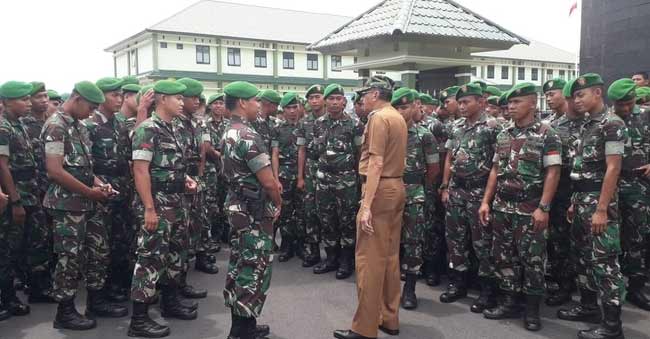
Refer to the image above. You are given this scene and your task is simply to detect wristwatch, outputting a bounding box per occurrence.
[538,202,551,213]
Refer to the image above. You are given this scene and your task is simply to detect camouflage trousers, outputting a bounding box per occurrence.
[276,176,305,243]
[423,185,446,263]
[400,202,428,274]
[571,198,626,306]
[492,210,547,296]
[619,179,650,281]
[131,196,188,303]
[50,209,108,302]
[205,173,228,242]
[302,163,321,247]
[185,191,209,255]
[547,197,574,282]
[316,180,359,249]
[224,196,274,318]
[446,198,494,277]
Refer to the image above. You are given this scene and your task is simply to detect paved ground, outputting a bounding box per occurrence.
[3,248,650,339]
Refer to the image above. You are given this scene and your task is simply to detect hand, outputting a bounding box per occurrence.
[591,209,608,235]
[139,89,155,112]
[12,204,26,226]
[272,204,281,224]
[0,192,8,214]
[440,189,449,205]
[144,207,159,232]
[99,183,118,196]
[185,176,198,193]
[566,204,575,223]
[635,164,650,177]
[532,208,549,232]
[88,187,110,202]
[296,177,305,191]
[276,180,283,193]
[358,207,374,235]
[478,202,491,226]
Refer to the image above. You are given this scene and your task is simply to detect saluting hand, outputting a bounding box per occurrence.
[358,207,374,235]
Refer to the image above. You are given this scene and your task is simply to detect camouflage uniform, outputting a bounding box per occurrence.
[20,113,48,192]
[221,115,274,318]
[250,115,277,152]
[492,119,561,296]
[41,112,106,302]
[445,114,500,277]
[401,123,439,274]
[205,116,230,242]
[130,112,188,303]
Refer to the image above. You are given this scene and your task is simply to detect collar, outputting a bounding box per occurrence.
[94,110,109,124]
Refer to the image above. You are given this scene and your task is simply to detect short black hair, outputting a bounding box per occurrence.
[633,71,649,80]
[376,88,392,102]
[225,95,239,111]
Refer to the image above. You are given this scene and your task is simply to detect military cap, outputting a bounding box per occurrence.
[543,78,567,93]
[136,84,154,105]
[29,81,46,95]
[471,80,487,92]
[224,81,259,99]
[636,87,650,104]
[411,90,421,100]
[439,86,460,102]
[305,84,324,97]
[607,78,637,102]
[74,81,105,104]
[484,86,502,97]
[200,94,206,103]
[61,93,71,101]
[569,73,604,95]
[298,96,307,105]
[358,75,395,94]
[456,83,483,100]
[420,93,434,105]
[280,92,299,108]
[153,80,186,95]
[257,89,281,104]
[506,82,537,100]
[177,78,203,97]
[324,83,345,98]
[121,84,141,94]
[487,96,500,106]
[122,76,139,86]
[95,77,123,92]
[391,87,415,106]
[47,90,61,100]
[0,81,34,99]
[562,79,575,98]
[351,92,361,104]
[498,92,509,106]
[208,93,225,105]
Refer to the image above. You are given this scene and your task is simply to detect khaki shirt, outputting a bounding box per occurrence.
[359,105,407,178]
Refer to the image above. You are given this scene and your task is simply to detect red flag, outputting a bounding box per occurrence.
[569,1,578,16]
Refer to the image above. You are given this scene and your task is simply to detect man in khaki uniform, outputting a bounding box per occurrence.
[334,76,407,339]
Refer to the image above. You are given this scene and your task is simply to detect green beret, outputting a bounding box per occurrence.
[543,78,567,93]
[324,83,345,98]
[121,84,141,94]
[636,87,650,104]
[200,94,206,103]
[608,78,637,102]
[280,92,299,108]
[74,81,105,104]
[506,83,537,100]
[487,96,500,106]
[391,87,415,106]
[439,86,460,102]
[208,93,224,105]
[95,77,124,92]
[305,84,324,97]
[60,93,71,101]
[351,92,362,104]
[257,89,281,104]
[569,73,604,96]
[177,78,203,97]
[420,94,434,105]
[153,80,187,95]
[484,86,502,97]
[471,80,487,91]
[47,90,61,100]
[224,81,259,99]
[136,84,154,105]
[121,76,139,86]
[498,92,509,106]
[29,81,46,95]
[563,79,575,98]
[456,83,483,100]
[0,81,34,99]
[358,75,395,94]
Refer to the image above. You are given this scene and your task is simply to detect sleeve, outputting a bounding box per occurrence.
[444,128,456,151]
[422,129,439,164]
[542,128,562,167]
[294,122,306,146]
[604,119,627,156]
[245,130,271,174]
[43,121,65,156]
[131,124,155,162]
[353,120,365,148]
[201,122,211,144]
[367,114,388,157]
[0,123,11,157]
[270,124,280,149]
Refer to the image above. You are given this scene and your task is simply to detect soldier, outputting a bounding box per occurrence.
[47,89,63,116]
[204,93,229,246]
[544,78,570,124]
[632,71,649,87]
[0,81,37,317]
[637,86,650,109]
[312,84,364,280]
[221,81,281,339]
[41,81,126,330]
[486,96,502,118]
[296,84,326,268]
[607,79,650,311]
[391,88,439,310]
[555,74,627,339]
[479,83,561,332]
[419,94,438,120]
[352,93,367,125]
[499,92,511,121]
[438,83,500,313]
[251,89,280,151]
[128,80,199,338]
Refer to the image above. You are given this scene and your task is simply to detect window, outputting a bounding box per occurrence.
[547,69,553,78]
[176,43,183,50]
[559,70,566,79]
[471,67,477,77]
[487,65,495,79]
[227,48,241,66]
[283,52,294,69]
[501,66,509,80]
[531,68,538,81]
[254,50,267,68]
[518,67,525,80]
[160,42,167,48]
[196,45,210,64]
[331,55,342,71]
[307,54,318,70]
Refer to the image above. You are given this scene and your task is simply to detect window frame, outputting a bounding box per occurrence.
[254,50,267,68]
[227,48,241,67]
[517,67,525,80]
[195,45,210,65]
[307,53,319,71]
[487,65,495,79]
[283,52,295,69]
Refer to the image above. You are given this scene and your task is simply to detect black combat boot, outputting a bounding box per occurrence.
[227,310,271,339]
[0,280,30,316]
[128,301,170,338]
[27,271,57,303]
[160,286,197,320]
[439,270,467,303]
[195,252,219,274]
[558,288,602,324]
[295,240,305,260]
[483,291,522,320]
[106,283,129,303]
[0,301,11,321]
[627,276,650,311]
[545,277,574,306]
[53,298,96,330]
[471,277,497,313]
[400,273,418,310]
[85,289,128,318]
[336,247,354,280]
[314,247,339,274]
[423,259,441,287]
[302,243,321,268]
[577,304,624,339]
[524,294,542,331]
[179,271,207,299]
[278,238,295,262]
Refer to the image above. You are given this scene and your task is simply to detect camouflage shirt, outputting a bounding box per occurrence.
[312,112,364,185]
[0,115,39,206]
[19,113,46,188]
[550,114,586,200]
[493,119,562,215]
[176,114,208,178]
[295,112,324,172]
[616,105,650,184]
[271,119,299,181]
[427,114,449,150]
[41,112,95,212]
[404,123,439,204]
[205,116,229,175]
[249,115,277,154]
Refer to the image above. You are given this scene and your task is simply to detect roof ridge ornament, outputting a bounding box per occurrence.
[391,0,417,35]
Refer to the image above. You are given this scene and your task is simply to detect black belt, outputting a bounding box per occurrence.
[403,172,423,185]
[360,175,402,184]
[497,187,542,202]
[571,180,603,193]
[94,163,128,176]
[320,164,355,173]
[10,168,36,182]
[152,181,185,194]
[452,176,488,189]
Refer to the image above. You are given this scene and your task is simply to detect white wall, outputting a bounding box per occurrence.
[157,35,217,73]
[115,53,129,77]
[221,45,274,76]
[138,42,153,74]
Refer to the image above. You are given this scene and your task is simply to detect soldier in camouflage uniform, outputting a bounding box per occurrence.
[251,89,280,152]
[221,81,281,339]
[607,79,650,312]
[352,92,367,125]
[128,80,198,338]
[480,83,562,332]
[311,84,364,280]
[439,83,501,313]
[42,81,124,330]
[205,93,230,246]
[390,88,439,310]
[555,74,627,339]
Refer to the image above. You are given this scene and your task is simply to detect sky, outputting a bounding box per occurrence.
[0,0,581,92]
